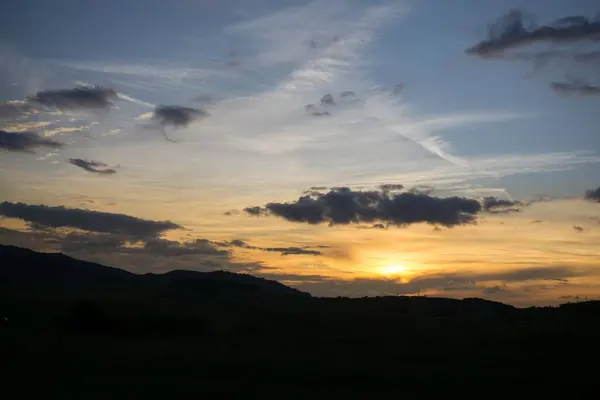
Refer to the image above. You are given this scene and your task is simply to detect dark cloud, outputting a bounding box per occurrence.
[244,187,482,228]
[147,105,210,141]
[482,197,524,214]
[530,220,543,224]
[0,130,63,153]
[551,81,600,96]
[153,105,209,128]
[218,239,323,256]
[0,101,34,121]
[0,202,180,238]
[482,284,509,295]
[340,91,356,98]
[142,238,228,257]
[27,86,118,111]
[573,226,584,233]
[379,183,404,192]
[320,93,335,106]
[357,223,388,230]
[466,10,600,58]
[0,227,266,275]
[243,206,266,216]
[57,232,129,253]
[68,158,117,175]
[585,186,600,202]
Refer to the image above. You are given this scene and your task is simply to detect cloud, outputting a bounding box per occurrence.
[0,101,35,121]
[408,185,435,195]
[0,202,180,238]
[102,128,121,136]
[141,105,210,141]
[219,239,323,256]
[466,10,600,58]
[141,238,228,257]
[573,226,584,233]
[379,183,404,192]
[482,197,524,214]
[585,186,600,202]
[482,284,509,295]
[291,266,582,297]
[0,227,267,275]
[153,105,209,128]
[0,130,63,153]
[115,92,155,108]
[466,10,600,96]
[68,158,117,175]
[57,60,231,91]
[551,81,600,96]
[27,86,118,112]
[245,187,482,227]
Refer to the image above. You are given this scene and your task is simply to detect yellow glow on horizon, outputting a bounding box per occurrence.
[378,264,409,277]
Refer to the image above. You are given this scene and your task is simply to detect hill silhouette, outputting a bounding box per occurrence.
[1,244,599,397]
[0,244,308,298]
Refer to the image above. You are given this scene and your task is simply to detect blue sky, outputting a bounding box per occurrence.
[1,0,599,305]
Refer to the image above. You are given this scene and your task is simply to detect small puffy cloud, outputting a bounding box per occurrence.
[68,158,117,175]
[0,201,180,238]
[320,93,335,106]
[584,186,600,203]
[153,105,209,128]
[244,187,482,228]
[0,130,63,153]
[27,86,118,111]
[141,105,210,141]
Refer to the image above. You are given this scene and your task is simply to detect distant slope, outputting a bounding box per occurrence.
[0,244,309,298]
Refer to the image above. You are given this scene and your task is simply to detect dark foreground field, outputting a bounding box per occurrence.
[1,245,598,398]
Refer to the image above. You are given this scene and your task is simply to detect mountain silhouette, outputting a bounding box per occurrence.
[0,244,309,298]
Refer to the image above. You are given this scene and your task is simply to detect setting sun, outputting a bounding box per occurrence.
[378,264,408,276]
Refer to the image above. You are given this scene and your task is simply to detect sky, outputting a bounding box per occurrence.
[1,0,599,306]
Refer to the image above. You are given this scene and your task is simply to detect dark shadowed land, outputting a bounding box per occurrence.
[1,245,597,398]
